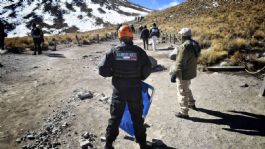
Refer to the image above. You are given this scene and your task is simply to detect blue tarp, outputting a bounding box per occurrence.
[119,82,154,137]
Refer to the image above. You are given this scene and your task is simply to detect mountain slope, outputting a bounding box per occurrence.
[0,0,151,37]
[143,0,265,65]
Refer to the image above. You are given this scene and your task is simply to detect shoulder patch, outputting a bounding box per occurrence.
[116,52,137,61]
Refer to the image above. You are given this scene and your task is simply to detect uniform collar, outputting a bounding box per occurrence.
[121,40,133,47]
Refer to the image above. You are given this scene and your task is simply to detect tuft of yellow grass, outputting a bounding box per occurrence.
[228,38,249,51]
[229,51,245,66]
[198,49,228,65]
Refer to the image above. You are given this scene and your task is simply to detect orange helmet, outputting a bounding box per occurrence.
[118,25,133,39]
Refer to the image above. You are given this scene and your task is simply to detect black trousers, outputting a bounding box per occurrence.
[33,38,42,54]
[142,38,148,50]
[0,38,4,50]
[106,86,146,144]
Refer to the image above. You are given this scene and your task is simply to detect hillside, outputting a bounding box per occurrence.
[0,0,151,36]
[142,0,265,65]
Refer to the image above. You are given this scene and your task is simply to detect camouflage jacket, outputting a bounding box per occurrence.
[172,39,200,80]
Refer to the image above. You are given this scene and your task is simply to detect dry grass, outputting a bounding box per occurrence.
[138,0,265,65]
[4,1,265,66]
[229,51,245,66]
[5,26,116,52]
[198,49,228,65]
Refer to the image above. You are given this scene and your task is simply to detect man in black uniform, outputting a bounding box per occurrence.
[31,23,42,55]
[0,22,7,50]
[98,25,152,149]
[140,25,149,50]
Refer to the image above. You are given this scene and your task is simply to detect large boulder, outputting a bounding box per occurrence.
[149,56,157,69]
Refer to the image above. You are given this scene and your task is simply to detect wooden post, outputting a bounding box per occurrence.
[169,34,172,43]
[165,33,168,43]
[174,34,176,44]
[105,33,108,41]
[97,34,99,43]
[259,78,265,96]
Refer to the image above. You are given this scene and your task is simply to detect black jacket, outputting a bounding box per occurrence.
[98,41,152,87]
[140,28,149,39]
[0,25,7,39]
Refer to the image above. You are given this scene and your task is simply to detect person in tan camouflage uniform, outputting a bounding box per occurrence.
[170,28,201,118]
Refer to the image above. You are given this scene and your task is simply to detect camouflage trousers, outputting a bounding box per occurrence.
[176,79,195,115]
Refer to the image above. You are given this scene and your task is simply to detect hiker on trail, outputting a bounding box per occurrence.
[138,25,144,34]
[170,28,201,119]
[149,23,160,51]
[140,25,150,50]
[115,24,122,38]
[0,22,7,50]
[98,24,152,149]
[130,24,136,33]
[31,23,42,55]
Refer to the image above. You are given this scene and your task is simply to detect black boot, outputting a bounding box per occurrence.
[139,142,153,149]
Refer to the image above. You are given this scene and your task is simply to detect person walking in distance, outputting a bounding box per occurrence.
[140,25,150,50]
[31,23,42,55]
[98,24,152,149]
[138,25,144,35]
[170,28,201,118]
[0,22,7,50]
[149,23,160,51]
[130,24,136,33]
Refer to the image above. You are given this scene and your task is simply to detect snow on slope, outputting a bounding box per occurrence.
[0,0,151,37]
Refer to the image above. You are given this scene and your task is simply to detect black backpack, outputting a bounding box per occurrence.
[32,28,41,36]
[191,40,201,57]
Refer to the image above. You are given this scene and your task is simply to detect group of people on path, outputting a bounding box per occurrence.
[139,23,160,51]
[99,24,201,149]
[116,23,160,51]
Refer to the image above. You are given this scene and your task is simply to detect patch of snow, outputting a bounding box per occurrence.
[119,6,148,16]
[0,0,150,37]
[8,24,30,37]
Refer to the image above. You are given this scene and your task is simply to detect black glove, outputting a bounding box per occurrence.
[171,74,177,83]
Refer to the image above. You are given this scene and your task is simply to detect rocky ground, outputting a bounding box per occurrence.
[0,37,265,149]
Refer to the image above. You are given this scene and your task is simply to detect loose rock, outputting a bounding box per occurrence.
[99,96,110,103]
[79,139,92,149]
[62,122,68,127]
[77,90,94,100]
[149,56,157,69]
[27,134,35,140]
[82,132,91,139]
[240,83,249,88]
[83,55,89,59]
[16,138,22,143]
[100,136,106,142]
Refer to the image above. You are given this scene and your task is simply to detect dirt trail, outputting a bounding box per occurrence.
[0,37,265,149]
